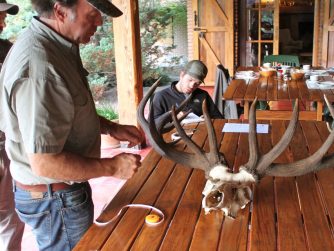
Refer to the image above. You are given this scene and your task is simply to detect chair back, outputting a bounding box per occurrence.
[213,65,237,119]
[263,54,300,67]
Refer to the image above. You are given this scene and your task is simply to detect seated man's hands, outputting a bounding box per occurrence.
[177,111,185,119]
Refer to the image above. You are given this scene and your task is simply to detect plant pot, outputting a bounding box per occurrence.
[101,134,120,149]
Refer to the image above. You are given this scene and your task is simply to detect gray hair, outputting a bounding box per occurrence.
[31,0,78,17]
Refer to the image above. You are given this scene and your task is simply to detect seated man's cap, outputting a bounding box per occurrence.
[0,0,19,15]
[87,0,123,17]
[184,60,208,83]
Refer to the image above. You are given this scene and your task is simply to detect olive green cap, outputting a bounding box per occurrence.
[0,0,19,15]
[87,0,123,17]
[184,60,208,83]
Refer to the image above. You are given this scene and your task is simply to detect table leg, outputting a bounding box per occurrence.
[317,101,323,121]
[244,101,250,119]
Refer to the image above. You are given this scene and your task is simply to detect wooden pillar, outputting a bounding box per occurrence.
[113,0,143,126]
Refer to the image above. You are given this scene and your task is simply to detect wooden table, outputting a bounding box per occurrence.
[74,120,334,251]
[223,67,334,121]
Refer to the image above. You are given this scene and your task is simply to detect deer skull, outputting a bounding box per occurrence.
[202,166,254,218]
[138,79,334,218]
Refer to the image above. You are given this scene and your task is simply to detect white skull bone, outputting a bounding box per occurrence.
[202,165,255,218]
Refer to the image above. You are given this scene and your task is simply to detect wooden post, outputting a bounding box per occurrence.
[313,0,320,66]
[113,0,143,127]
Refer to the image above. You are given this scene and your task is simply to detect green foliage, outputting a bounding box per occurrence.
[139,0,187,85]
[2,0,34,41]
[1,0,188,95]
[80,17,115,87]
[96,104,118,121]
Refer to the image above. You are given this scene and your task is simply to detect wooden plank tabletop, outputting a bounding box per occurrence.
[74,120,334,251]
[224,67,333,121]
[224,76,328,103]
[224,66,334,103]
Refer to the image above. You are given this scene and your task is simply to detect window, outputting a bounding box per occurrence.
[246,0,275,66]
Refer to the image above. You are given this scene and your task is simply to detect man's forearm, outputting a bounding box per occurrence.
[28,151,109,182]
[99,115,117,134]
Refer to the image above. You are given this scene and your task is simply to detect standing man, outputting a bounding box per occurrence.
[0,1,25,251]
[152,60,223,128]
[0,0,143,250]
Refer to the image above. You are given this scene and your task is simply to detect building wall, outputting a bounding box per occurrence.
[187,0,194,60]
[173,18,188,59]
[186,0,326,67]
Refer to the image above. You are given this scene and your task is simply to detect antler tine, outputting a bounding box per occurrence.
[155,94,193,133]
[202,99,222,165]
[160,109,192,134]
[256,99,299,175]
[137,78,209,171]
[265,96,334,177]
[170,105,211,170]
[324,95,334,132]
[324,95,334,117]
[243,97,259,171]
[137,77,162,124]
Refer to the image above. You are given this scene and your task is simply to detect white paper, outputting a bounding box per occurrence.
[306,77,334,89]
[181,112,204,124]
[234,71,259,80]
[222,123,269,134]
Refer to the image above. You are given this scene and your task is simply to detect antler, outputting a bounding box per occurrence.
[137,78,226,173]
[263,95,334,177]
[239,97,299,179]
[138,79,334,218]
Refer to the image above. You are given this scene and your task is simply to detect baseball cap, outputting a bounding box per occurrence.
[87,0,123,17]
[0,0,18,15]
[184,60,208,83]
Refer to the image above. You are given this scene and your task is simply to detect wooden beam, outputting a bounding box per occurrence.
[313,0,320,66]
[321,0,330,67]
[225,0,234,74]
[210,0,228,23]
[113,0,143,127]
[273,0,279,55]
[192,0,199,59]
[199,36,221,66]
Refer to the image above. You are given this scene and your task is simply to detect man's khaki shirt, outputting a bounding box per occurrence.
[0,17,101,185]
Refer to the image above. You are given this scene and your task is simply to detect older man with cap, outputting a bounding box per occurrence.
[0,1,25,251]
[152,60,223,128]
[0,0,143,250]
[0,0,18,62]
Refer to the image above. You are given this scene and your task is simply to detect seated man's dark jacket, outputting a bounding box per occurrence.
[152,81,223,128]
[0,39,12,63]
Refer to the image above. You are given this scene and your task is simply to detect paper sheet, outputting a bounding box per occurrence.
[181,112,204,124]
[222,123,269,133]
[306,76,334,89]
[234,71,259,80]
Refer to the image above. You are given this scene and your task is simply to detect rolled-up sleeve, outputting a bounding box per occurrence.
[12,75,74,154]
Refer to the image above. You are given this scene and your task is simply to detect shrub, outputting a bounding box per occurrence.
[96,103,118,121]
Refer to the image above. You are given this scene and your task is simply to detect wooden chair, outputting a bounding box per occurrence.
[263,54,300,67]
[213,65,238,118]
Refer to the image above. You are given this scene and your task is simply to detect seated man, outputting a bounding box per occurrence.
[152,60,223,128]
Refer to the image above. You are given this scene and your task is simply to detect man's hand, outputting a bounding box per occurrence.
[103,153,141,179]
[99,116,144,148]
[110,124,144,148]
